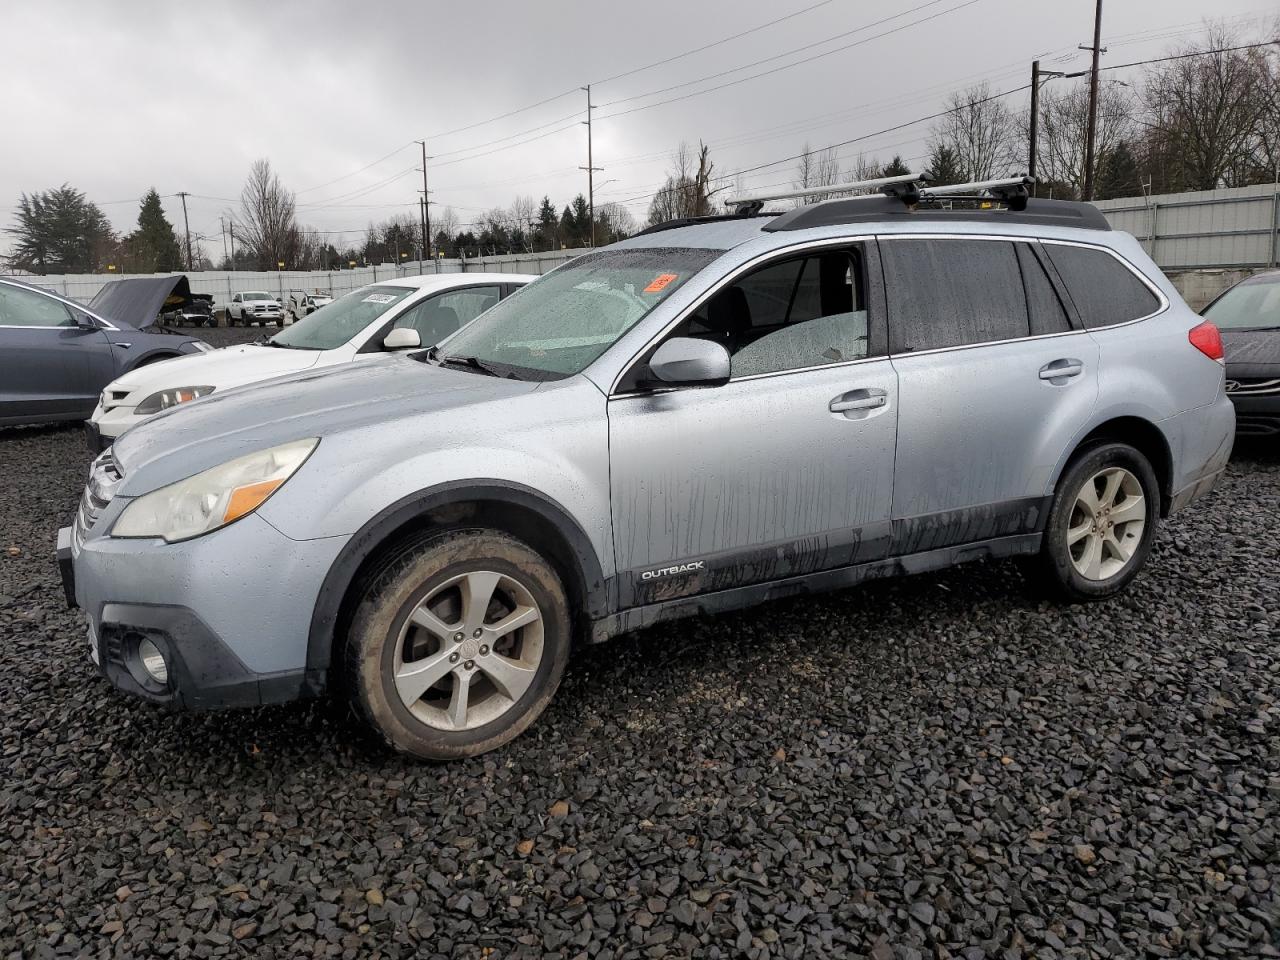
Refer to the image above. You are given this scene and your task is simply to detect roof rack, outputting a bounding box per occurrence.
[761,174,1112,233]
[724,172,926,214]
[631,211,785,238]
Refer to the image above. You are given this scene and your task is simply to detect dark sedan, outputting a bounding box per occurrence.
[1202,270,1280,438]
[0,277,211,427]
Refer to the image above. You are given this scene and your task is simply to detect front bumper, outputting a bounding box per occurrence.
[88,401,143,444]
[61,511,348,710]
[1227,394,1280,437]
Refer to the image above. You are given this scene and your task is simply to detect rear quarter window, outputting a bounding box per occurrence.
[1043,244,1161,328]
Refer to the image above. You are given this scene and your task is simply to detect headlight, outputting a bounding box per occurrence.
[112,438,318,542]
[134,385,215,414]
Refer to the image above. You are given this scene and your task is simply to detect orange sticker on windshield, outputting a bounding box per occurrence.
[643,273,678,294]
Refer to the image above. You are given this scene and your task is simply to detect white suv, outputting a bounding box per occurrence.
[88,273,531,449]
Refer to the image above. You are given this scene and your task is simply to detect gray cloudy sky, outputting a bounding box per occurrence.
[2,0,1273,255]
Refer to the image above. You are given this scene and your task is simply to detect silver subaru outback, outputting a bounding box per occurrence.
[58,177,1234,760]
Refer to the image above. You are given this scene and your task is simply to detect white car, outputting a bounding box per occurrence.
[89,273,532,449]
[225,291,285,327]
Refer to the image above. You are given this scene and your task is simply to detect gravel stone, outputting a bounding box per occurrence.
[0,345,1277,957]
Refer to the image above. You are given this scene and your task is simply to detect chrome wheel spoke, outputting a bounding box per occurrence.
[1105,529,1135,562]
[1080,533,1104,580]
[394,648,455,706]
[1067,519,1092,546]
[1075,481,1102,514]
[1110,494,1145,526]
[477,653,537,702]
[447,672,474,729]
[460,571,501,636]
[1100,469,1124,509]
[410,605,455,641]
[487,604,539,641]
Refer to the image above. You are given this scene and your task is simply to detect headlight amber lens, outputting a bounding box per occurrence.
[134,385,215,415]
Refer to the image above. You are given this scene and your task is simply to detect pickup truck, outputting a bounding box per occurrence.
[226,291,284,327]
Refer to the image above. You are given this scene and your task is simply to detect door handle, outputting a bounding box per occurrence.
[829,388,887,414]
[1039,358,1083,381]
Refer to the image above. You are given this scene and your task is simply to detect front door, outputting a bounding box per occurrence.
[607,243,898,607]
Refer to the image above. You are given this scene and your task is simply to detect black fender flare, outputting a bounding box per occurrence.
[304,479,610,684]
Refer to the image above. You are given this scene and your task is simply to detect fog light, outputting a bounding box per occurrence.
[137,637,169,684]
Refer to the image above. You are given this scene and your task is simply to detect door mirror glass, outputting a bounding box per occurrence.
[75,312,98,330]
[383,327,422,350]
[648,337,730,387]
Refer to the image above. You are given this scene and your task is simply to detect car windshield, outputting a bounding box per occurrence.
[241,292,272,301]
[436,247,720,379]
[1203,276,1280,331]
[270,284,415,350]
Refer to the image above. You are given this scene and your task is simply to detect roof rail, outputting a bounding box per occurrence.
[724,172,927,213]
[762,193,1112,233]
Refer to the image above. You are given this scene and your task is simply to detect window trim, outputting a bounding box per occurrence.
[609,235,885,397]
[0,281,116,331]
[875,234,1168,360]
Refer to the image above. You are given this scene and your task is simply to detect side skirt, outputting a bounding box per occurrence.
[589,532,1041,644]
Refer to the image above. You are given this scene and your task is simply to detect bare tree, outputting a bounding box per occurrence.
[1142,24,1278,190]
[596,202,635,243]
[849,153,880,182]
[509,195,538,250]
[1028,80,1132,199]
[646,141,723,225]
[929,81,1020,182]
[793,142,842,204]
[238,159,298,270]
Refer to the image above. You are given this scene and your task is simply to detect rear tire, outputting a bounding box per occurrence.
[1030,442,1159,602]
[344,529,571,760]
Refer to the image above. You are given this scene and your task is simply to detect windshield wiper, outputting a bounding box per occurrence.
[438,354,503,377]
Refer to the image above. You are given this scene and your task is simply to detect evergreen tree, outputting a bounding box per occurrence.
[570,195,591,247]
[925,143,964,186]
[536,196,558,251]
[126,188,182,272]
[1094,141,1142,200]
[879,155,911,177]
[8,184,115,273]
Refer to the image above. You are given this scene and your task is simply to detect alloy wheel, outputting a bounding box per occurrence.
[1067,466,1146,581]
[392,570,544,731]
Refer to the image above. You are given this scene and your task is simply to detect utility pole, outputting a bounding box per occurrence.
[1029,60,1041,185]
[219,215,229,265]
[228,219,237,270]
[416,140,432,270]
[177,191,193,270]
[1081,0,1105,201]
[579,85,603,247]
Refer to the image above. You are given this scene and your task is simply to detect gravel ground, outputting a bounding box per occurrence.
[1,383,1277,957]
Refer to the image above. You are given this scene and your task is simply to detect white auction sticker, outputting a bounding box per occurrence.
[363,294,398,304]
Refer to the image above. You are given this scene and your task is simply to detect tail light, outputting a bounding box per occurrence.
[1188,320,1224,363]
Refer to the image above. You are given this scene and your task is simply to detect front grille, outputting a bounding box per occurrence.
[1225,377,1280,396]
[73,452,123,551]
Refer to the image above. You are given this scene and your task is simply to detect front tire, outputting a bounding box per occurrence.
[345,529,571,760]
[1032,442,1159,601]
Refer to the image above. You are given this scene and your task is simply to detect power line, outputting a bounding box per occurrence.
[594,0,986,121]
[593,0,837,85]
[294,142,416,194]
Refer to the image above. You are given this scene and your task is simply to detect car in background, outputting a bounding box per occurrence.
[0,277,211,428]
[284,290,333,324]
[87,272,531,448]
[161,292,216,328]
[225,291,284,327]
[1201,270,1280,438]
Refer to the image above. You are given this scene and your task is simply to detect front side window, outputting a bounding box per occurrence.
[883,239,1030,353]
[663,249,870,379]
[1202,276,1280,331]
[0,284,74,327]
[436,247,720,379]
[1043,244,1161,328]
[395,285,501,345]
[271,284,415,351]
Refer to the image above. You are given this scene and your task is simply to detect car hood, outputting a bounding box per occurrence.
[107,343,324,398]
[91,275,190,330]
[111,355,541,494]
[1221,328,1280,369]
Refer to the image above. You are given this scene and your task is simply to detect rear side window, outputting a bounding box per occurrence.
[1043,244,1160,328]
[1016,243,1072,336]
[883,239,1029,353]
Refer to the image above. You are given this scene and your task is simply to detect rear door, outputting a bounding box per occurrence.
[0,283,113,423]
[607,241,898,607]
[880,236,1099,553]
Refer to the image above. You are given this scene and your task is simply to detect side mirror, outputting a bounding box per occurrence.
[383,327,422,350]
[74,313,99,330]
[648,337,730,387]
